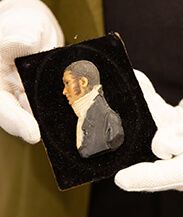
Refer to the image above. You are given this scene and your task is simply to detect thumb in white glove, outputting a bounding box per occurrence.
[115,69,183,192]
[0,0,64,144]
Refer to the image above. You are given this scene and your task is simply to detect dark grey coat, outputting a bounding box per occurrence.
[78,94,124,158]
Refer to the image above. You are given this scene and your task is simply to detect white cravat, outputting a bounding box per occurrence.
[72,85,101,149]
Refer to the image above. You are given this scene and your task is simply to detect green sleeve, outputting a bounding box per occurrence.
[43,0,104,44]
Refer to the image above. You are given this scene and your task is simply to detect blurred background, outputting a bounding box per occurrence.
[0,0,182,217]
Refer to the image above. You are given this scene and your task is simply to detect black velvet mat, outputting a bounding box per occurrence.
[15,33,157,190]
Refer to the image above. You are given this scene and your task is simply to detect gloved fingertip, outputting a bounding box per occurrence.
[114,169,134,191]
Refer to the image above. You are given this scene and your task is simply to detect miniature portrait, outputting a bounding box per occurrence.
[62,60,124,158]
[15,33,157,189]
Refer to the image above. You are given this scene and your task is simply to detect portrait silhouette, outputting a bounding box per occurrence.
[62,60,124,158]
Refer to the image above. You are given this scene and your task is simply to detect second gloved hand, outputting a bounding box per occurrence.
[115,69,183,192]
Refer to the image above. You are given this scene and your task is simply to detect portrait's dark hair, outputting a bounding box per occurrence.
[64,60,100,90]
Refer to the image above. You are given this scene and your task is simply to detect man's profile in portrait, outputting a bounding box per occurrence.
[62,60,124,158]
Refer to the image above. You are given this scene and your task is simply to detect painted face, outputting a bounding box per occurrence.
[63,70,87,105]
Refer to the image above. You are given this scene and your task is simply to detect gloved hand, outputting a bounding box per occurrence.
[0,0,64,143]
[115,69,183,192]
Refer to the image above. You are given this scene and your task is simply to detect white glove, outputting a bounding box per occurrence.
[0,0,64,143]
[115,69,183,192]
